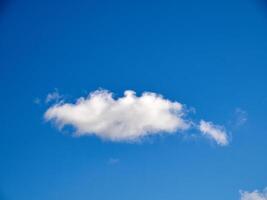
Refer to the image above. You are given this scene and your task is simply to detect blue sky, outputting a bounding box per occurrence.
[1,0,267,199]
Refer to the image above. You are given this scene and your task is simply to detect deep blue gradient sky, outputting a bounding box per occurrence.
[1,0,267,199]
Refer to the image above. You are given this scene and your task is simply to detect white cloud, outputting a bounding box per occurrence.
[44,89,229,145]
[45,90,190,142]
[240,188,267,200]
[46,90,62,103]
[199,120,229,146]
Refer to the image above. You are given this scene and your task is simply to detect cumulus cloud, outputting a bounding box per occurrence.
[240,188,267,200]
[45,90,190,141]
[44,89,229,145]
[199,120,229,146]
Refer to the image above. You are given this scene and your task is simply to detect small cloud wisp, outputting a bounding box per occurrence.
[199,120,229,146]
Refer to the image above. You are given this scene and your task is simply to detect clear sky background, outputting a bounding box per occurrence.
[1,0,267,199]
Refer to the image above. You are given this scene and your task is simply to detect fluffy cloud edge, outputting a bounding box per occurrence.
[240,188,267,200]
